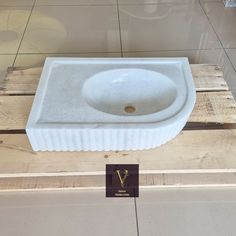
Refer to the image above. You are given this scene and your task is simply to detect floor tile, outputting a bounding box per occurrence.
[0,190,137,236]
[117,0,221,4]
[226,49,236,70]
[118,0,197,4]
[14,52,122,67]
[202,2,236,48]
[124,49,236,90]
[0,54,15,84]
[200,0,221,2]
[119,3,221,52]
[36,0,116,5]
[19,6,121,53]
[232,90,236,98]
[0,0,34,6]
[136,188,236,236]
[0,7,31,53]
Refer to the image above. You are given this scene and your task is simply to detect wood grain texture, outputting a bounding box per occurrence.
[0,130,235,177]
[0,96,33,130]
[0,91,236,131]
[0,65,228,95]
[190,91,236,123]
[1,173,236,192]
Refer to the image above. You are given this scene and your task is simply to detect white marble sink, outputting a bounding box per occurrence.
[26,58,196,151]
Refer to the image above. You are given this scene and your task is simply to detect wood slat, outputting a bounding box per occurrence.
[191,91,236,123]
[0,130,235,176]
[0,96,33,131]
[1,173,236,192]
[0,91,236,131]
[0,64,228,95]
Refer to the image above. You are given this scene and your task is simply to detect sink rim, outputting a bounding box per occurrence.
[27,57,196,130]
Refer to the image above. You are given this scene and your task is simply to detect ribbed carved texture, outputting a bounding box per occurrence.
[26,114,189,151]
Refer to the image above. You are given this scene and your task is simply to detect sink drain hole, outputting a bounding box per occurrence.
[124,105,136,113]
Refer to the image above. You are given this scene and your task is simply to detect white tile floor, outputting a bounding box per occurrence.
[1,188,236,236]
[0,190,137,236]
[137,188,236,236]
[0,0,235,96]
[19,5,121,53]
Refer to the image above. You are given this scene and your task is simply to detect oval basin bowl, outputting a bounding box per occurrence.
[82,69,177,116]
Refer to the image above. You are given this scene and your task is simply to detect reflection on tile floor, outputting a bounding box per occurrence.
[0,0,34,6]
[19,5,121,53]
[226,49,236,70]
[137,188,236,236]
[0,6,31,53]
[1,188,236,235]
[0,190,137,236]
[0,0,235,94]
[124,49,236,89]
[36,0,116,5]
[202,2,236,48]
[118,0,198,4]
[0,0,235,95]
[14,52,122,68]
[119,3,221,51]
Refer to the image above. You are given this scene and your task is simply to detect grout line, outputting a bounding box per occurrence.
[0,5,35,7]
[116,0,124,57]
[121,48,225,54]
[12,0,37,67]
[33,4,116,6]
[9,48,227,56]
[199,0,236,73]
[12,52,122,56]
[134,197,140,236]
[0,53,19,56]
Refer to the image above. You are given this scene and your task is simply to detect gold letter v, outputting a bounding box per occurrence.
[116,169,129,188]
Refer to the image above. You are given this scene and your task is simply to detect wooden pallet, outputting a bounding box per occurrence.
[0,64,236,192]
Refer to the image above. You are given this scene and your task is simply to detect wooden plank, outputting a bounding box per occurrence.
[0,91,235,131]
[191,91,236,123]
[0,65,228,95]
[1,172,236,191]
[0,130,235,177]
[0,96,33,130]
[190,64,228,91]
